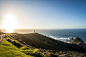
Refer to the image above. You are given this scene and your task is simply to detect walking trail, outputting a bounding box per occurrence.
[0,35,3,44]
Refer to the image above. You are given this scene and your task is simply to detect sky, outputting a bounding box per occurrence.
[0,0,86,29]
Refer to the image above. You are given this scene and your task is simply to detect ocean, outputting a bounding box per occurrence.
[1,29,86,43]
[36,29,86,42]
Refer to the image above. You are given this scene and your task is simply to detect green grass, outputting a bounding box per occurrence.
[7,38,23,48]
[21,48,44,57]
[0,34,44,57]
[0,40,33,57]
[1,33,86,57]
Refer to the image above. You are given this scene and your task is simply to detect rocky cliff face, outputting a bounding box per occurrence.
[69,37,86,49]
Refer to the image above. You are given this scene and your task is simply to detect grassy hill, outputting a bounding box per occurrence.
[0,40,33,57]
[1,33,86,57]
[8,33,85,52]
[0,34,44,57]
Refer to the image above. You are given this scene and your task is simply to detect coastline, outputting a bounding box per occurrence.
[2,31,86,44]
[1,29,86,44]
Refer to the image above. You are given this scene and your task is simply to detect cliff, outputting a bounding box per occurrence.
[69,37,86,49]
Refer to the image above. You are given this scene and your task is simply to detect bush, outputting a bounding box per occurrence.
[20,46,29,50]
[21,49,44,57]
[3,34,8,38]
[21,50,44,57]
[32,52,44,57]
[7,38,23,48]
[55,51,63,55]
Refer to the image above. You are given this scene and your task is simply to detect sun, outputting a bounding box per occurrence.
[3,14,16,33]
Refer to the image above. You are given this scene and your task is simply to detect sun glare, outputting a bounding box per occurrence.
[3,14,16,33]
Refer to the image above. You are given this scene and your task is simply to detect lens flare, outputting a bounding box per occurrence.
[3,14,16,33]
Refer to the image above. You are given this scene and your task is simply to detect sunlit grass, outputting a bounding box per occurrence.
[0,34,44,57]
[0,40,33,57]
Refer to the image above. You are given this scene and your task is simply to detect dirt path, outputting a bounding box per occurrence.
[0,35,3,44]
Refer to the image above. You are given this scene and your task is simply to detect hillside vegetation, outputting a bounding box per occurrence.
[0,35,44,57]
[1,33,86,57]
[0,40,33,57]
[8,33,85,51]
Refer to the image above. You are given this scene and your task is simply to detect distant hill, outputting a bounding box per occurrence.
[9,33,85,53]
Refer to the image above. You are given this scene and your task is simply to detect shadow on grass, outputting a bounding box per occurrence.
[7,38,23,48]
[2,44,10,46]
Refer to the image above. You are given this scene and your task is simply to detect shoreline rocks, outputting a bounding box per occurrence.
[67,37,86,49]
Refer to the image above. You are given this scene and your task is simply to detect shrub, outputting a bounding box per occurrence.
[21,49,44,57]
[7,38,23,48]
[20,46,29,50]
[3,34,8,38]
[55,51,63,55]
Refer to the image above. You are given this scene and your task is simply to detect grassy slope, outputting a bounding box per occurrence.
[11,33,85,52]
[1,33,86,57]
[0,40,33,57]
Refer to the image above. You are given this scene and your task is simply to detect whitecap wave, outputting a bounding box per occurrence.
[49,36,70,40]
[85,42,86,43]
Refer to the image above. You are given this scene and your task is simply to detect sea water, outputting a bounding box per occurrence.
[36,29,86,42]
